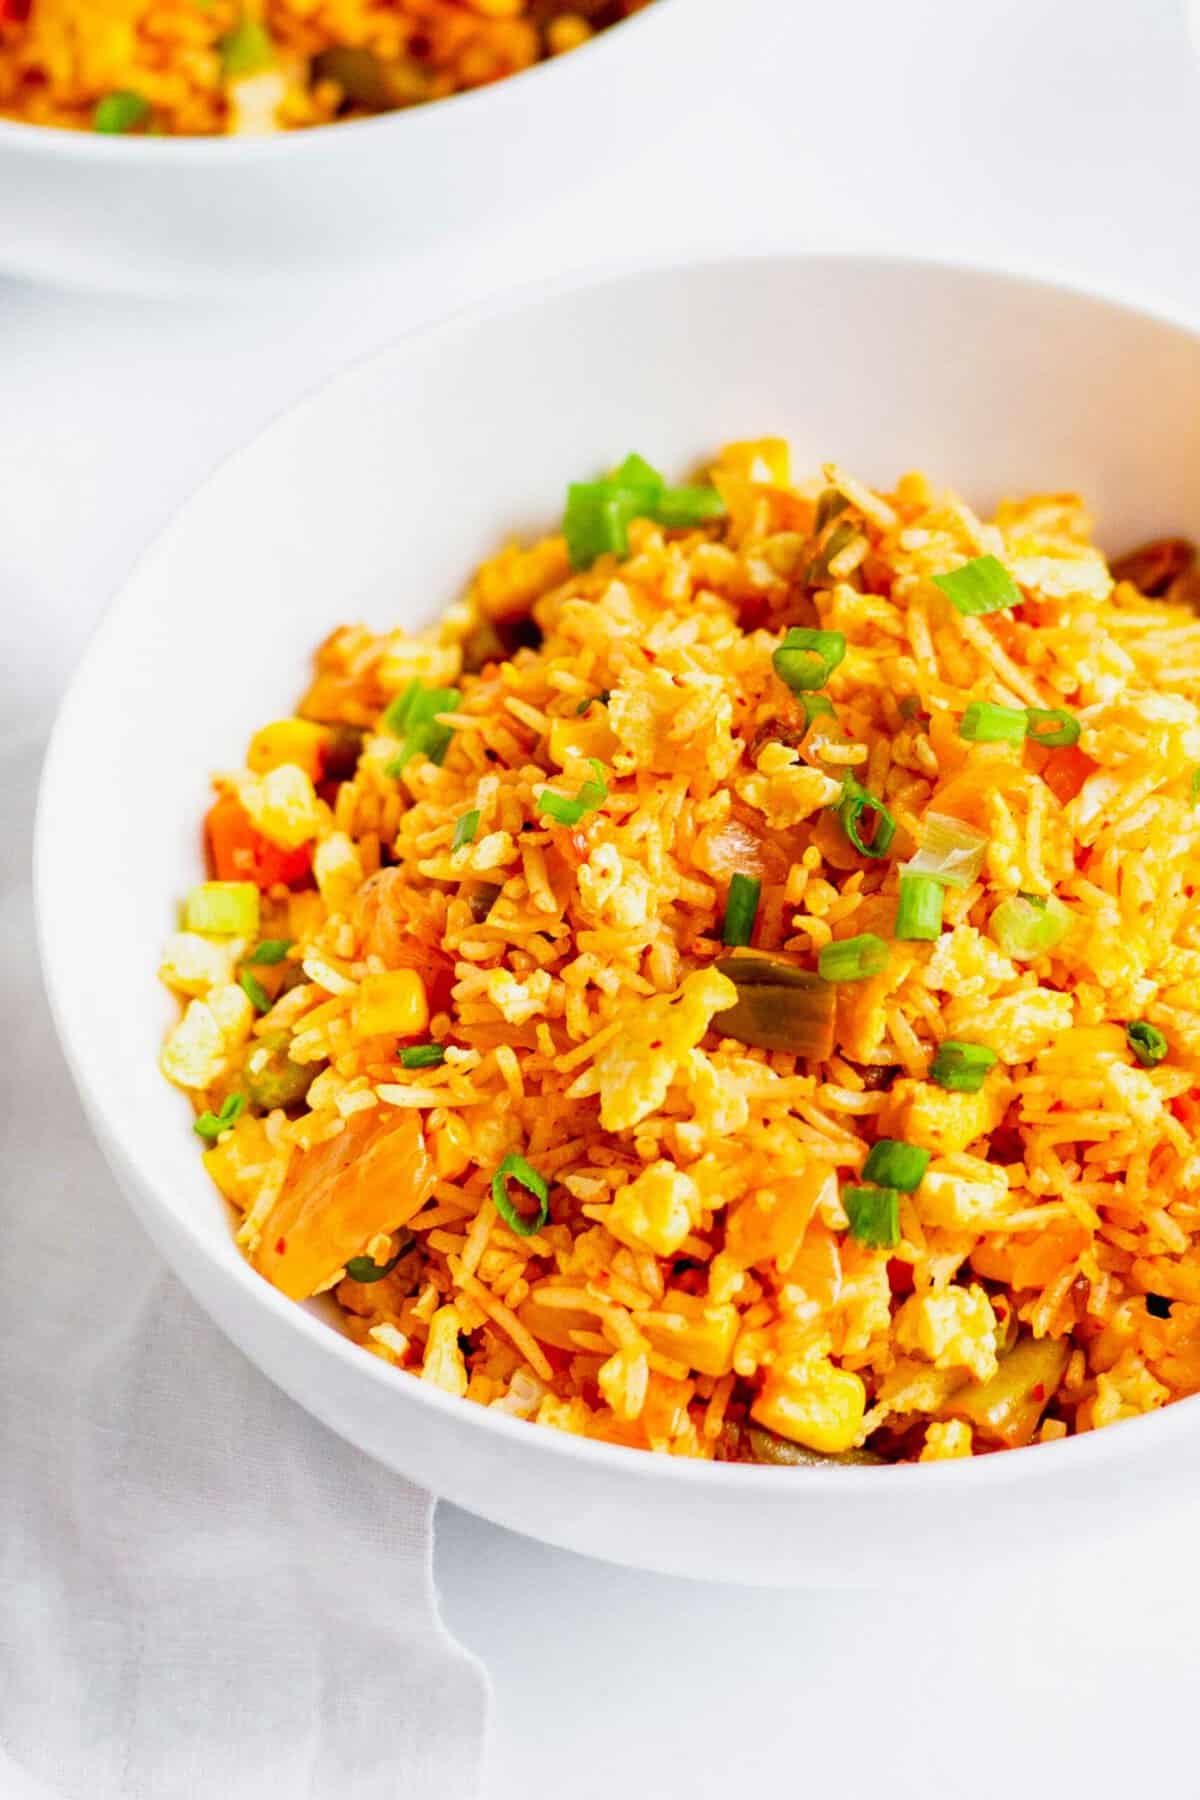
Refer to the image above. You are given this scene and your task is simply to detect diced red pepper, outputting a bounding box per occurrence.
[0,0,33,23]
[205,792,312,891]
[1040,745,1096,806]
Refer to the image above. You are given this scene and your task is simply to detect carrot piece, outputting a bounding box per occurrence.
[255,1110,435,1300]
[206,792,312,890]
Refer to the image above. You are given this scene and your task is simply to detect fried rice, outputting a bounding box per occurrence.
[0,0,645,136]
[157,439,1200,1466]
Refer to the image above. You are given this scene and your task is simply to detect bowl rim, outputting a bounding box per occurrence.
[35,246,1200,1500]
[0,0,673,162]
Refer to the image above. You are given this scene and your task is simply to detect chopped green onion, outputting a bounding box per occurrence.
[862,1139,930,1192]
[93,90,151,133]
[245,938,292,966]
[383,682,460,774]
[772,626,847,694]
[612,452,664,505]
[655,485,726,528]
[239,970,271,1014]
[895,872,945,941]
[399,1043,447,1069]
[713,954,836,1059]
[1191,768,1200,805]
[193,1092,246,1141]
[838,776,896,859]
[220,15,274,76]
[537,758,607,827]
[904,811,988,889]
[814,489,848,531]
[491,1153,550,1237]
[575,689,611,716]
[345,1239,412,1284]
[932,554,1021,617]
[799,692,837,725]
[722,873,761,947]
[184,881,260,937]
[811,520,859,582]
[818,933,889,983]
[453,810,480,850]
[1024,707,1080,749]
[990,892,1070,961]
[1146,1293,1173,1319]
[843,1185,901,1249]
[959,700,1028,744]
[929,1040,997,1092]
[1126,1021,1168,1068]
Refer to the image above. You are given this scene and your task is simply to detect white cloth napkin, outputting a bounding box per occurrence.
[0,733,489,1800]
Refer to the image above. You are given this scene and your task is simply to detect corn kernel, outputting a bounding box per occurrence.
[237,764,323,850]
[641,1293,740,1377]
[351,969,429,1040]
[548,714,619,770]
[752,1340,866,1454]
[246,718,327,781]
[421,1305,468,1398]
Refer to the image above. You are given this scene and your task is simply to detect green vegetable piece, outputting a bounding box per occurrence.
[537,758,607,827]
[245,938,292,966]
[932,554,1021,617]
[713,953,836,1059]
[193,1092,246,1141]
[220,15,274,76]
[492,1153,550,1237]
[818,933,888,983]
[345,1238,413,1284]
[655,485,727,529]
[1126,1021,1167,1068]
[564,482,637,570]
[990,892,1069,961]
[399,1043,447,1069]
[239,970,272,1014]
[838,776,896,859]
[383,682,460,774]
[862,1138,930,1192]
[895,872,944,941]
[575,689,611,715]
[799,692,837,725]
[243,1036,313,1110]
[813,489,849,532]
[746,1423,882,1467]
[1192,767,1200,805]
[1024,707,1080,749]
[772,626,847,694]
[184,881,260,937]
[959,700,1028,744]
[903,811,988,889]
[929,1040,997,1092]
[453,810,480,850]
[947,1334,1069,1448]
[722,872,761,948]
[93,90,151,133]
[843,1185,901,1249]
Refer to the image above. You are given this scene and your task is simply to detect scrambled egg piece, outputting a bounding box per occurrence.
[752,1335,866,1454]
[917,1155,1011,1230]
[160,982,255,1090]
[236,763,324,850]
[577,843,654,932]
[314,831,364,913]
[608,668,739,778]
[421,1305,468,1399]
[587,967,737,1131]
[158,931,240,998]
[941,987,1073,1063]
[894,1285,999,1384]
[882,1077,1005,1156]
[486,969,553,1026]
[608,1160,703,1257]
[920,1419,973,1461]
[737,742,842,829]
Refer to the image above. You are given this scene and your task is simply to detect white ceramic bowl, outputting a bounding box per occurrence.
[0,0,685,293]
[37,254,1200,1584]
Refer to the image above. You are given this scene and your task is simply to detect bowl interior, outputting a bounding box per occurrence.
[37,253,1200,1473]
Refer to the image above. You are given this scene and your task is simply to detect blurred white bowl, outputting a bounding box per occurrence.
[36,253,1200,1583]
[0,0,683,293]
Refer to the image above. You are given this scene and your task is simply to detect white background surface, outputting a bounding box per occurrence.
[7,0,1200,1793]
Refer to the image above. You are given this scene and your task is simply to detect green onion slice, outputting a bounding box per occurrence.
[453,810,480,850]
[655,485,726,528]
[990,892,1069,962]
[245,938,292,966]
[799,692,837,725]
[1191,768,1200,805]
[383,681,460,775]
[838,776,896,859]
[220,15,275,76]
[772,626,847,694]
[722,873,761,947]
[399,1043,447,1070]
[239,970,272,1014]
[895,872,945,941]
[818,933,889,983]
[844,1185,901,1249]
[929,1040,997,1092]
[959,700,1028,744]
[563,455,726,570]
[345,1239,412,1284]
[93,90,151,133]
[492,1153,550,1237]
[575,689,611,716]
[193,1092,246,1141]
[713,954,836,1059]
[537,758,608,827]
[862,1138,930,1192]
[1024,707,1080,749]
[1126,1021,1168,1068]
[814,489,849,531]
[904,811,988,889]
[933,555,1021,617]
